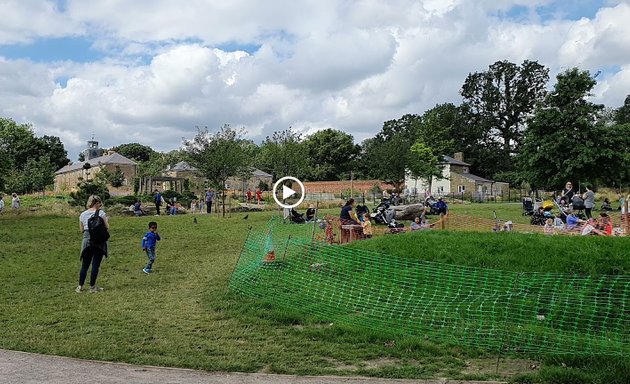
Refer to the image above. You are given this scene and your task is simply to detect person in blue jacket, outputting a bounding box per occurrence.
[141,221,161,274]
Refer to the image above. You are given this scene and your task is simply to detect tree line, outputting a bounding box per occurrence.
[1,60,629,195]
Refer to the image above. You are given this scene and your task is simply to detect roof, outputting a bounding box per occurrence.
[170,161,197,172]
[442,155,470,166]
[252,169,272,178]
[55,152,137,175]
[460,173,493,183]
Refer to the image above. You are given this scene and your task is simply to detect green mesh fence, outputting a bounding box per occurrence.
[230,219,630,355]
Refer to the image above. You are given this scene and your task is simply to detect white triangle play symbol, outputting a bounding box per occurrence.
[282,185,296,200]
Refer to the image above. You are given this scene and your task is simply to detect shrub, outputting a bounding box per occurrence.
[69,180,110,207]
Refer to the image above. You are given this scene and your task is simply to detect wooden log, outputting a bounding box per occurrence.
[390,204,424,220]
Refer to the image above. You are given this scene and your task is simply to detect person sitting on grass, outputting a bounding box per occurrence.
[565,210,584,231]
[133,199,144,216]
[410,216,422,231]
[601,198,613,211]
[553,213,565,231]
[544,218,555,235]
[593,213,613,236]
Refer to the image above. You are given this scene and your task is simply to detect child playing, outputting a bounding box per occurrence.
[543,218,554,235]
[359,211,373,239]
[141,221,161,273]
[190,199,197,214]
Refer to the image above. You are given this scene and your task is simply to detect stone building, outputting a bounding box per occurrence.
[405,153,509,199]
[54,141,138,193]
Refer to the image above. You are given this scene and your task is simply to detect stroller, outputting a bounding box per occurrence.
[370,201,403,228]
[522,197,534,216]
[289,208,305,224]
[424,196,446,216]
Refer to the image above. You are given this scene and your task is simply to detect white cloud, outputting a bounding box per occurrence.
[0,0,629,160]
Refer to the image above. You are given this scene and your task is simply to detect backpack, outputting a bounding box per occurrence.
[88,209,110,244]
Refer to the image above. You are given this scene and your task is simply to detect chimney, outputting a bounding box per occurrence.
[454,152,464,162]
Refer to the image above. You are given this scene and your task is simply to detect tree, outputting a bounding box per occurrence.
[36,135,69,171]
[520,68,629,189]
[112,143,155,163]
[302,129,360,181]
[139,149,187,177]
[614,95,630,125]
[257,129,308,180]
[408,142,442,192]
[183,124,251,216]
[361,114,421,189]
[0,117,68,193]
[461,60,549,174]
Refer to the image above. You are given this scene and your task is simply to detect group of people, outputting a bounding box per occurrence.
[76,194,163,293]
[150,188,216,216]
[339,198,434,241]
[246,188,264,205]
[543,211,614,236]
[0,192,21,213]
[557,181,596,219]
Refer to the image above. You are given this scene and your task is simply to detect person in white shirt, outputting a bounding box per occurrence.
[11,193,20,209]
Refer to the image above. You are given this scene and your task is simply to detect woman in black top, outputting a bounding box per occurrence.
[340,199,359,224]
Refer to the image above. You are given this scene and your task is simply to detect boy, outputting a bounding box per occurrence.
[141,221,161,273]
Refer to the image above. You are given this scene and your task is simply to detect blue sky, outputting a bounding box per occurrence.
[0,1,628,158]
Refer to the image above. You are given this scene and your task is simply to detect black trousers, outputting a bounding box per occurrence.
[156,203,161,215]
[206,201,212,213]
[79,252,103,287]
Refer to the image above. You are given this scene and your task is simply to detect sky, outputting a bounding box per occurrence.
[1,0,630,161]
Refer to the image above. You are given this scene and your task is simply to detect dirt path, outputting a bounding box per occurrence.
[0,349,504,384]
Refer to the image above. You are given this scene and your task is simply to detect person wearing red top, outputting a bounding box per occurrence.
[246,189,253,204]
[256,189,263,205]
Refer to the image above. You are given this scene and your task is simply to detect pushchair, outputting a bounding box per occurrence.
[424,197,446,215]
[522,197,534,216]
[571,195,586,217]
[370,201,403,228]
[289,208,305,224]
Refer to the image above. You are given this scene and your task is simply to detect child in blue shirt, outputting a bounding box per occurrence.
[141,221,161,273]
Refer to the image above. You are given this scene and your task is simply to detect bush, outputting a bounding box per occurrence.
[111,195,138,206]
[69,180,110,207]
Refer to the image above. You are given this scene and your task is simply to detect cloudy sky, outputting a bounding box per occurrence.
[1,0,629,160]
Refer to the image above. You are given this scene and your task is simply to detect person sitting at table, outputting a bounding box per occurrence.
[340,199,360,243]
[340,199,359,225]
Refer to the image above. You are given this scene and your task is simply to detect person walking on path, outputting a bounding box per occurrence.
[154,190,163,216]
[76,195,109,293]
[205,188,215,214]
[0,193,4,213]
[246,189,253,204]
[141,221,161,274]
[256,188,262,205]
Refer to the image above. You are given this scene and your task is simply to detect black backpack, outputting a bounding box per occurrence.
[88,209,110,244]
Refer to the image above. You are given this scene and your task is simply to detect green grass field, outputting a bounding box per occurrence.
[0,200,629,383]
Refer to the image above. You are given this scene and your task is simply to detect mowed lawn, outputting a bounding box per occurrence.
[0,201,629,383]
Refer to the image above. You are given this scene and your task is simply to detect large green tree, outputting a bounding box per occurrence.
[461,60,549,176]
[302,129,360,181]
[614,95,630,125]
[408,142,442,192]
[257,129,308,180]
[112,143,156,163]
[361,114,421,189]
[183,124,251,216]
[0,117,68,192]
[520,68,629,189]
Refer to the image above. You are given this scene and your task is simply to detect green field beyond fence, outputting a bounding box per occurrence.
[230,219,630,356]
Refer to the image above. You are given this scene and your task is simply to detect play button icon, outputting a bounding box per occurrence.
[282,185,297,200]
[273,176,305,209]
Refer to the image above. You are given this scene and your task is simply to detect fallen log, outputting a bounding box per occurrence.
[390,204,424,220]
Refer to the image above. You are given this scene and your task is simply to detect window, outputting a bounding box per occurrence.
[457,185,466,193]
[437,186,444,194]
